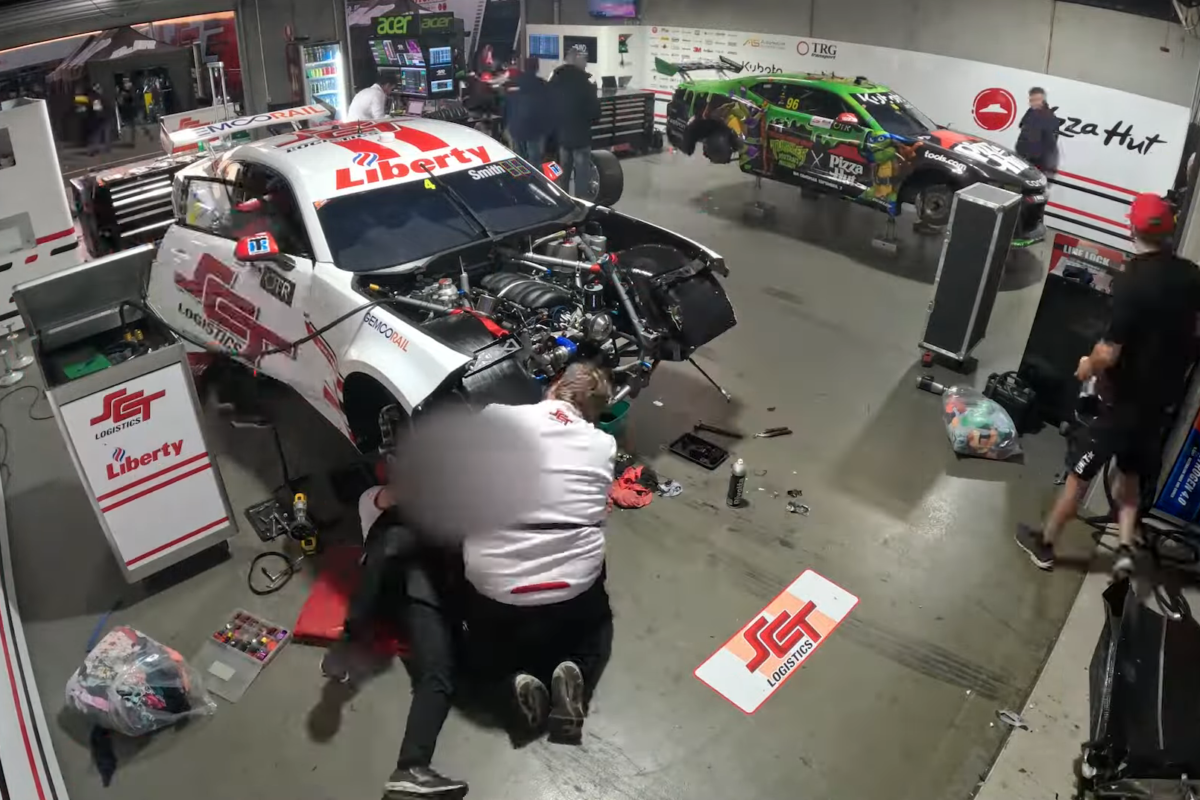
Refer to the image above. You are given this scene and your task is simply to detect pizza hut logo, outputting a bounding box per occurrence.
[175,255,294,364]
[90,388,166,439]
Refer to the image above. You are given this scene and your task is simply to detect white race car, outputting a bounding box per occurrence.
[145,106,736,451]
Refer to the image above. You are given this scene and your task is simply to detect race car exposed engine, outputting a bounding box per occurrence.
[358,208,736,407]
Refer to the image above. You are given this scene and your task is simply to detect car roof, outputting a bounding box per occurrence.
[750,74,890,94]
[225,117,514,203]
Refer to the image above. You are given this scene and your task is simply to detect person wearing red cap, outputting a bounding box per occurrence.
[1016,193,1200,576]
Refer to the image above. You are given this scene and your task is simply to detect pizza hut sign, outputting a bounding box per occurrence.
[1050,108,1166,156]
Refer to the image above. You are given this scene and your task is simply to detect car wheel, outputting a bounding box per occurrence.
[917,183,954,227]
[589,150,625,207]
[343,374,402,454]
[702,130,735,164]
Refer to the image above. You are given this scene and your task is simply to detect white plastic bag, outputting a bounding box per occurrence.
[66,626,216,737]
[941,386,1022,461]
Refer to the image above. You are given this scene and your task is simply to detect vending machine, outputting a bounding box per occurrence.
[299,41,348,120]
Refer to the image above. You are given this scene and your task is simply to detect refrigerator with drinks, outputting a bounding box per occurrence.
[300,41,347,120]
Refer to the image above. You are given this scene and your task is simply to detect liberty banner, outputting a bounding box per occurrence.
[695,570,857,714]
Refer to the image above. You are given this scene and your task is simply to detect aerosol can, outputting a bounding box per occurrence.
[726,458,747,508]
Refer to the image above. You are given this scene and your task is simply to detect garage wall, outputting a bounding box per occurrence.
[0,0,236,52]
[527,0,1200,106]
[235,0,346,113]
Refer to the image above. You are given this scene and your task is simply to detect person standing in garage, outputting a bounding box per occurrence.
[345,69,396,122]
[506,57,551,165]
[1015,193,1200,576]
[548,45,600,200]
[1015,87,1060,176]
[465,363,616,743]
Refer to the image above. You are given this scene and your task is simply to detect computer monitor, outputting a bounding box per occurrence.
[400,66,428,97]
[406,99,425,116]
[369,39,399,66]
[398,39,425,67]
[601,75,617,89]
[528,33,560,60]
[428,46,452,67]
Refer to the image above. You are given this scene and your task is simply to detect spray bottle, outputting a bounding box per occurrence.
[726,458,747,508]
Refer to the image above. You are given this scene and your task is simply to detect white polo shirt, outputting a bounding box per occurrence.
[345,84,387,122]
[464,399,616,606]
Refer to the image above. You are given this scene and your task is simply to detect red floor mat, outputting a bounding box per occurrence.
[293,545,408,657]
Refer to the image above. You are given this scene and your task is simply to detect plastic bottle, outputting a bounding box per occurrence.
[726,458,746,508]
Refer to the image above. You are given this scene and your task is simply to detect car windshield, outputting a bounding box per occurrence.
[317,157,577,272]
[852,91,937,138]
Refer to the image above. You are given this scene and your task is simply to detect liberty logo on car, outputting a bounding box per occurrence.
[175,255,294,364]
[971,88,1017,132]
[336,146,493,192]
[695,570,857,713]
[91,388,166,439]
[353,152,379,168]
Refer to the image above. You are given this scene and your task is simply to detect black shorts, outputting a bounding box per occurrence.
[1071,411,1162,481]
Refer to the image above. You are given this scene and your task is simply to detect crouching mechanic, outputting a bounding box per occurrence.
[322,483,469,797]
[1016,193,1200,575]
[465,363,617,743]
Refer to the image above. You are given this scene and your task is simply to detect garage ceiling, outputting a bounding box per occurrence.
[1060,0,1179,22]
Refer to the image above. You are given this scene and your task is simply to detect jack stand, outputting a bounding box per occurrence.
[688,357,733,403]
[872,214,899,254]
[742,174,775,223]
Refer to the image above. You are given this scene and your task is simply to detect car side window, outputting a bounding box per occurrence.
[181,178,236,239]
[780,87,848,120]
[232,164,312,259]
[752,82,782,105]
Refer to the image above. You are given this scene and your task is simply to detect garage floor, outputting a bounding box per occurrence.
[10,152,1091,800]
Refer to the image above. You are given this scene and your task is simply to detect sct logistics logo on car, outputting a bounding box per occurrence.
[694,570,858,713]
[90,388,166,440]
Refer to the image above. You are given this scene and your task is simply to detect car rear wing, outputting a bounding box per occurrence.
[654,56,744,83]
[163,102,333,152]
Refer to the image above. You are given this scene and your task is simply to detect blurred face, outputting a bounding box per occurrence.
[381,82,396,94]
[1029,91,1045,109]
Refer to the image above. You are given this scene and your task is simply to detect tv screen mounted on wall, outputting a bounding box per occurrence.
[562,35,599,63]
[588,0,637,17]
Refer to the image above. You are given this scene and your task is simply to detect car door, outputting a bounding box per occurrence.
[778,85,870,197]
[154,164,317,393]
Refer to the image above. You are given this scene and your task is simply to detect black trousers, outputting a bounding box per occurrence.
[466,574,613,702]
[396,597,456,769]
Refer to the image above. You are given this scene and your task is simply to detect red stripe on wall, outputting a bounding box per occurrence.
[0,604,46,800]
[1054,170,1138,197]
[1046,201,1127,230]
[125,517,229,566]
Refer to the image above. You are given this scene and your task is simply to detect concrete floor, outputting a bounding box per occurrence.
[9,152,1093,800]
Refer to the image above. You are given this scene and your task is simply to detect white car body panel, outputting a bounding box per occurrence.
[146,115,512,441]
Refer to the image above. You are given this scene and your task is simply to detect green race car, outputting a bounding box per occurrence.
[658,57,1047,245]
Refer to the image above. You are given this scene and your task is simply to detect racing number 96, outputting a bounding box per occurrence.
[785,98,800,111]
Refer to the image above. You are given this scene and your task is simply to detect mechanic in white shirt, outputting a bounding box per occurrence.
[464,363,617,745]
[345,72,395,122]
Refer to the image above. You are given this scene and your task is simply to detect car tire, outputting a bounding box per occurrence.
[589,150,625,207]
[343,374,402,454]
[916,183,954,227]
[702,129,735,164]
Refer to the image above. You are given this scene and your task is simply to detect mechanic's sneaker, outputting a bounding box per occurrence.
[1014,524,1055,570]
[548,661,586,745]
[384,765,468,797]
[1112,545,1136,580]
[320,638,355,684]
[512,672,549,734]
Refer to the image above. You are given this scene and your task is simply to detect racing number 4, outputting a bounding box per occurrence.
[424,178,436,190]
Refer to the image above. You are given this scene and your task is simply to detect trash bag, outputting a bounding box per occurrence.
[941,386,1022,460]
[66,626,216,737]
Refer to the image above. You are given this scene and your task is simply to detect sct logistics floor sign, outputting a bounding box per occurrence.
[695,570,857,713]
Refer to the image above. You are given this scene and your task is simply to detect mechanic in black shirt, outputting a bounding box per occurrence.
[1015,87,1059,176]
[1016,193,1200,575]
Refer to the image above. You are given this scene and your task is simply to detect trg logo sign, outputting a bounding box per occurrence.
[90,388,166,439]
[797,40,837,59]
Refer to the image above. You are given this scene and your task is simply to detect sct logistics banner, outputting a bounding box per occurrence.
[639,26,1189,252]
[1156,410,1200,523]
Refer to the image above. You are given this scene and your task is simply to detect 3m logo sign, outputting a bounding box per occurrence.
[695,570,857,713]
[91,388,165,427]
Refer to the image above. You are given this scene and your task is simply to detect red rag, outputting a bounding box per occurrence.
[610,465,653,509]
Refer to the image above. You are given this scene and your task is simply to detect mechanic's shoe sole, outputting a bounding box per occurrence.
[513,673,549,734]
[548,662,586,745]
